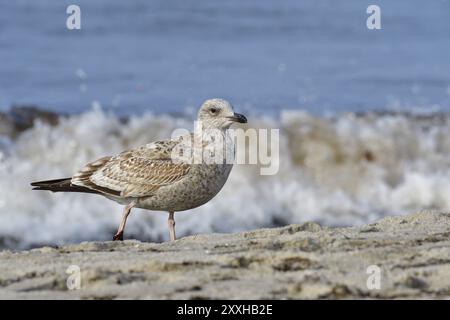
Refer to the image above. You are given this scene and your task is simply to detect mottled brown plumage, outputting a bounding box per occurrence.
[73,144,191,198]
[31,99,247,241]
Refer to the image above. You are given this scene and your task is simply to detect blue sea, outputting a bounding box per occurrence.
[0,0,449,115]
[0,1,449,249]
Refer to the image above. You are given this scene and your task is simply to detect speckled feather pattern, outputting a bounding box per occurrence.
[71,99,239,212]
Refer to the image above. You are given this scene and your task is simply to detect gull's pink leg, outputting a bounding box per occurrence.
[168,211,176,241]
[113,202,135,241]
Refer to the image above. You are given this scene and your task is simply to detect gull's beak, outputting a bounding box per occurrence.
[228,113,247,123]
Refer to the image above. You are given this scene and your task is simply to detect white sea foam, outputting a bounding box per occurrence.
[1,107,449,249]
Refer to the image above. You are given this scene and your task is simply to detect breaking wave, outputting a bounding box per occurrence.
[1,106,449,249]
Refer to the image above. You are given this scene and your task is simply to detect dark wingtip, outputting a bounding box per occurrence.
[30,178,71,187]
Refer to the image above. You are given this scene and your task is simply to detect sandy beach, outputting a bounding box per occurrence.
[1,0,449,304]
[1,210,449,299]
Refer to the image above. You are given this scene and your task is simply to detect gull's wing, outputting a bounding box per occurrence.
[71,138,191,198]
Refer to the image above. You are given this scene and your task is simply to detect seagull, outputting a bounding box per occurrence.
[31,99,247,242]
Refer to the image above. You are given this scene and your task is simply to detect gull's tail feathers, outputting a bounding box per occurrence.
[31,178,100,194]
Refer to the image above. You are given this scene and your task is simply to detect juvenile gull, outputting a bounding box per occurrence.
[31,99,247,241]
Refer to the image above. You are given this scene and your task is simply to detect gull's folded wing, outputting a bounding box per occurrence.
[71,140,191,198]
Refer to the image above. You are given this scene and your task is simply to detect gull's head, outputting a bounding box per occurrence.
[197,98,247,129]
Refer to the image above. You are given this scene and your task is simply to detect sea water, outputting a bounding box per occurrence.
[0,0,449,248]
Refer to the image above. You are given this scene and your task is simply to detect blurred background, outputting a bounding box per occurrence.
[0,0,449,249]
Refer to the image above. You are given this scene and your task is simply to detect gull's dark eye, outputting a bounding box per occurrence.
[210,107,217,114]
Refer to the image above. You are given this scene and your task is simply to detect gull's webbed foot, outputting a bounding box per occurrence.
[113,231,123,241]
